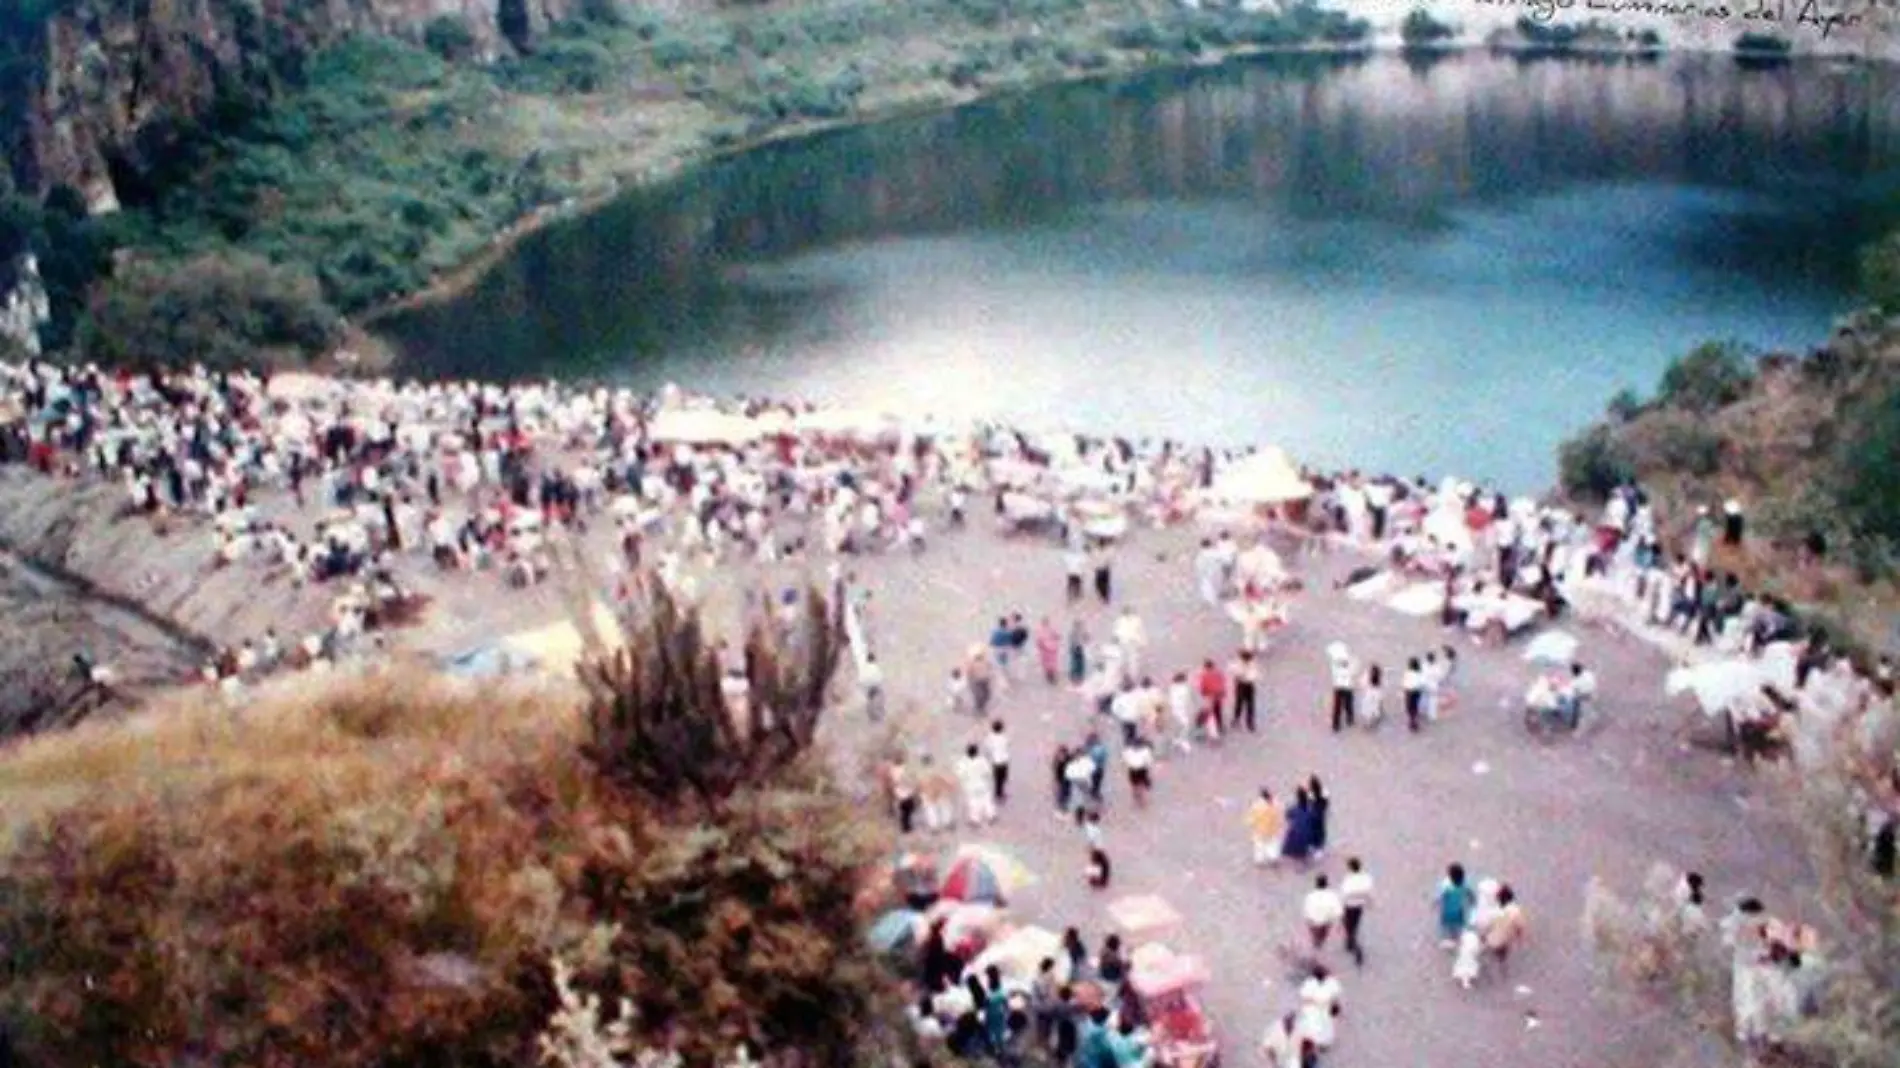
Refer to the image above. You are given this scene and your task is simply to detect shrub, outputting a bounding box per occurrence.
[1656,340,1756,413]
[1400,8,1457,46]
[423,15,481,61]
[1734,31,1792,54]
[1832,382,1900,546]
[1630,412,1725,477]
[1605,387,1644,423]
[82,252,343,371]
[1861,232,1900,314]
[1558,423,1636,500]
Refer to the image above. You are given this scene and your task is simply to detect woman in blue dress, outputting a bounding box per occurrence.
[1280,787,1314,867]
[1435,862,1476,947]
[1306,775,1331,858]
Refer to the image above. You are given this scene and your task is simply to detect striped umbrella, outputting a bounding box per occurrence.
[941,853,1013,904]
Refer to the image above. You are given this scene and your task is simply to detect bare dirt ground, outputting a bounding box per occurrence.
[0,466,1808,1067]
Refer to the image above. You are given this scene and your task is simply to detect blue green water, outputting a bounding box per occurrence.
[383,52,1900,491]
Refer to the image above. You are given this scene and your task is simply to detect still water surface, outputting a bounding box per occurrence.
[383,53,1900,490]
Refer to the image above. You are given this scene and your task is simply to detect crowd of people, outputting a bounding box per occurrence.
[5,355,1897,1068]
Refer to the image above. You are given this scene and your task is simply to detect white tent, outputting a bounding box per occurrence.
[647,409,761,446]
[1210,447,1312,505]
[1523,630,1580,666]
[1665,645,1798,718]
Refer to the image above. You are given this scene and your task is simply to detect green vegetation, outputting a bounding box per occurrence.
[82,252,344,371]
[1655,339,1756,413]
[1498,16,1637,53]
[1734,30,1794,55]
[0,0,1371,367]
[0,585,914,1065]
[1399,9,1458,48]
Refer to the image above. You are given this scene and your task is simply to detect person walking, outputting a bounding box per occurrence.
[1035,617,1062,685]
[1361,663,1384,730]
[968,651,995,718]
[985,720,1011,804]
[1232,648,1261,733]
[1064,543,1086,603]
[891,756,920,834]
[1341,856,1374,966]
[1052,744,1075,815]
[1435,863,1476,948]
[1066,619,1090,686]
[1247,788,1286,867]
[859,653,886,722]
[1112,607,1146,683]
[1303,874,1345,953]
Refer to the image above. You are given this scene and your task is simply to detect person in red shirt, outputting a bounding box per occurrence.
[1197,658,1227,739]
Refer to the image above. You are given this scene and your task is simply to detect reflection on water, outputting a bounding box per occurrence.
[382,52,1900,489]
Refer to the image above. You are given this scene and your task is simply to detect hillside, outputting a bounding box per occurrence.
[1557,306,1900,658]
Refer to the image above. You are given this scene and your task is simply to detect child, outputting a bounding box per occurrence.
[1086,847,1112,889]
[1452,925,1483,989]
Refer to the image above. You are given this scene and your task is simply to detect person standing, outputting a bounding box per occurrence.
[1064,543,1086,603]
[1112,607,1146,682]
[1085,732,1110,804]
[1167,670,1197,754]
[1091,545,1114,604]
[1307,776,1332,858]
[1295,964,1343,1053]
[1035,617,1062,685]
[1341,856,1373,966]
[1124,733,1155,807]
[985,720,1011,804]
[1197,658,1227,740]
[921,756,958,834]
[1327,643,1357,732]
[1052,743,1075,815]
[1361,663,1384,730]
[1303,874,1345,952]
[1247,788,1286,867]
[1402,658,1425,732]
[968,652,995,718]
[891,756,920,834]
[957,744,996,827]
[1066,619,1090,686]
[1232,648,1261,733]
[1282,787,1316,869]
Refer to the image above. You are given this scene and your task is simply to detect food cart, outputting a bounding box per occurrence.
[1123,943,1219,1067]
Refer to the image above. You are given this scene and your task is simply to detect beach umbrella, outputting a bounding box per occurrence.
[940,853,1014,904]
[866,908,922,953]
[1522,630,1580,666]
[954,844,1036,892]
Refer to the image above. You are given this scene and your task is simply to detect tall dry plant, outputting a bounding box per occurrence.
[574,578,843,817]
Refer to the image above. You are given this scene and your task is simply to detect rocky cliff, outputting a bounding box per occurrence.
[1,0,577,208]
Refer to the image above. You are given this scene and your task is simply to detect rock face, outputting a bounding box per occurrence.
[1,0,578,204]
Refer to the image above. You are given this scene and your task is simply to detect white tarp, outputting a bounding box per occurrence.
[1210,447,1312,505]
[647,409,761,446]
[1665,644,1798,718]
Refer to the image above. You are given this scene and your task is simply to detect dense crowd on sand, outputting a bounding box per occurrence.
[2,355,1896,1067]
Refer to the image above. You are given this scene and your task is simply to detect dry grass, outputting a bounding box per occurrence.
[0,594,901,1066]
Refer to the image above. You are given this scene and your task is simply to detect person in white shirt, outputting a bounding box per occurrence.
[983,720,1011,803]
[1112,607,1146,682]
[1110,682,1143,745]
[1340,856,1374,966]
[1326,642,1357,732]
[1194,538,1224,606]
[1303,874,1346,952]
[957,744,996,826]
[1295,964,1343,1050]
[1123,734,1155,807]
[1166,672,1196,753]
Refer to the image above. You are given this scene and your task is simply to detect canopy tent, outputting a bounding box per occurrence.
[647,409,762,447]
[1666,644,1799,718]
[1523,630,1581,666]
[971,925,1071,986]
[495,602,625,673]
[1209,447,1312,505]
